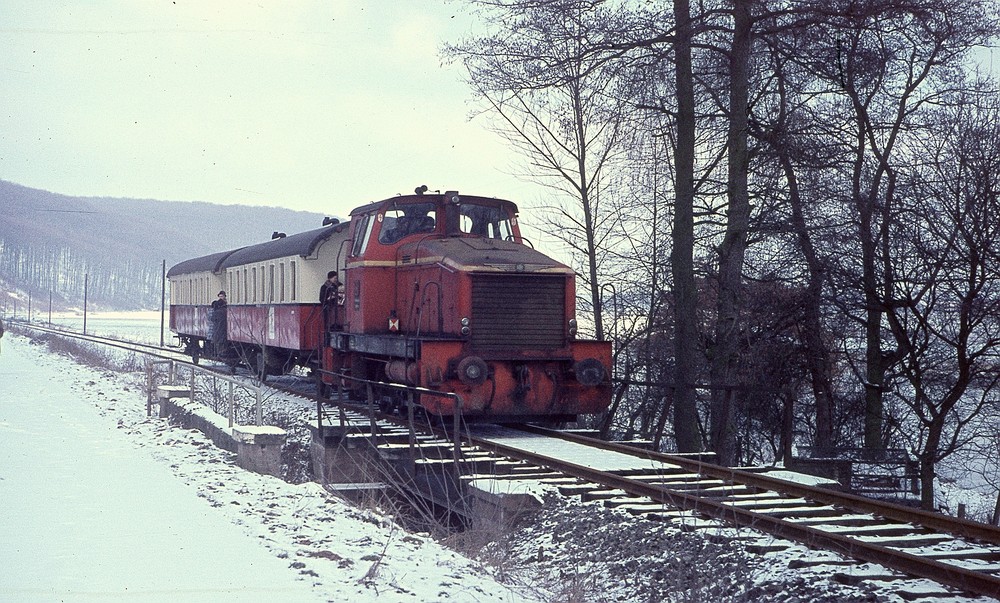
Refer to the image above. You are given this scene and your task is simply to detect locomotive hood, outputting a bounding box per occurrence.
[401,237,571,274]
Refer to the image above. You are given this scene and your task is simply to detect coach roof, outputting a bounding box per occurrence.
[219,222,349,269]
[167,249,243,278]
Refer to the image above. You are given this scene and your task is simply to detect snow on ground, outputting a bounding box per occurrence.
[3,321,1000,603]
[0,333,541,603]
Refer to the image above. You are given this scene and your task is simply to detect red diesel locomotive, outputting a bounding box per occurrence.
[168,189,611,421]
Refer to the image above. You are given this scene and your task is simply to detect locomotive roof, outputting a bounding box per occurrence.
[219,222,349,269]
[415,237,569,271]
[166,248,243,277]
[349,192,518,216]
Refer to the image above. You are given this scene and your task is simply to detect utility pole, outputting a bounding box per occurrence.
[83,273,89,334]
[160,259,166,347]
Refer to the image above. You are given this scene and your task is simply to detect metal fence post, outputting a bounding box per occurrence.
[255,386,262,426]
[145,361,153,417]
[407,391,416,455]
[452,396,462,466]
[367,383,376,445]
[189,369,196,405]
[228,381,234,428]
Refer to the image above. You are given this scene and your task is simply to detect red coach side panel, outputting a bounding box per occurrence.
[227,304,323,351]
[170,305,211,338]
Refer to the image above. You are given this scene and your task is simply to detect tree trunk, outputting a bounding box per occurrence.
[671,0,701,453]
[918,440,939,512]
[861,204,885,450]
[781,155,835,451]
[709,0,752,466]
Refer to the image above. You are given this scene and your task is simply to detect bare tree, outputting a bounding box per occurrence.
[885,85,1000,508]
[805,0,995,449]
[444,0,629,342]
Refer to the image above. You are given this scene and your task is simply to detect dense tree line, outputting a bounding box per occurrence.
[0,240,164,311]
[446,0,1000,508]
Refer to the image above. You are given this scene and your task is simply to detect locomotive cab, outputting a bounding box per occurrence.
[334,190,611,421]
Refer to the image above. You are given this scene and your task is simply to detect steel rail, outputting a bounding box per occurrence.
[522,425,1000,547]
[469,430,1000,599]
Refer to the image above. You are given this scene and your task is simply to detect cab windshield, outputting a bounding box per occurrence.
[458,202,515,240]
[378,202,437,244]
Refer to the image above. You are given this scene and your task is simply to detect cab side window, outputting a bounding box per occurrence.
[351,214,374,256]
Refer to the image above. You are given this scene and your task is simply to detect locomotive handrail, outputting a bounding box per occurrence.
[314,367,466,463]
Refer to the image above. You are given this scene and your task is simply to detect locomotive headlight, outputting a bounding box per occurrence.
[457,356,488,386]
[460,317,471,336]
[573,358,606,387]
[568,319,578,337]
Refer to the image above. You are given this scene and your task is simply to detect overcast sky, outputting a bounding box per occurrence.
[0,1,535,219]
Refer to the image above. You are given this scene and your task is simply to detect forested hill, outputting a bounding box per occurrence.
[0,180,328,312]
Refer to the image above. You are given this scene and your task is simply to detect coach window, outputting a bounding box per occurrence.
[269,264,275,302]
[290,261,297,301]
[279,263,286,302]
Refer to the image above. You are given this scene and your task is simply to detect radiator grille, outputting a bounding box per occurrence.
[471,274,566,350]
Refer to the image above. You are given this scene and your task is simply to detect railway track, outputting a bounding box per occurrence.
[313,399,1000,601]
[464,425,1000,600]
[16,323,1000,600]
